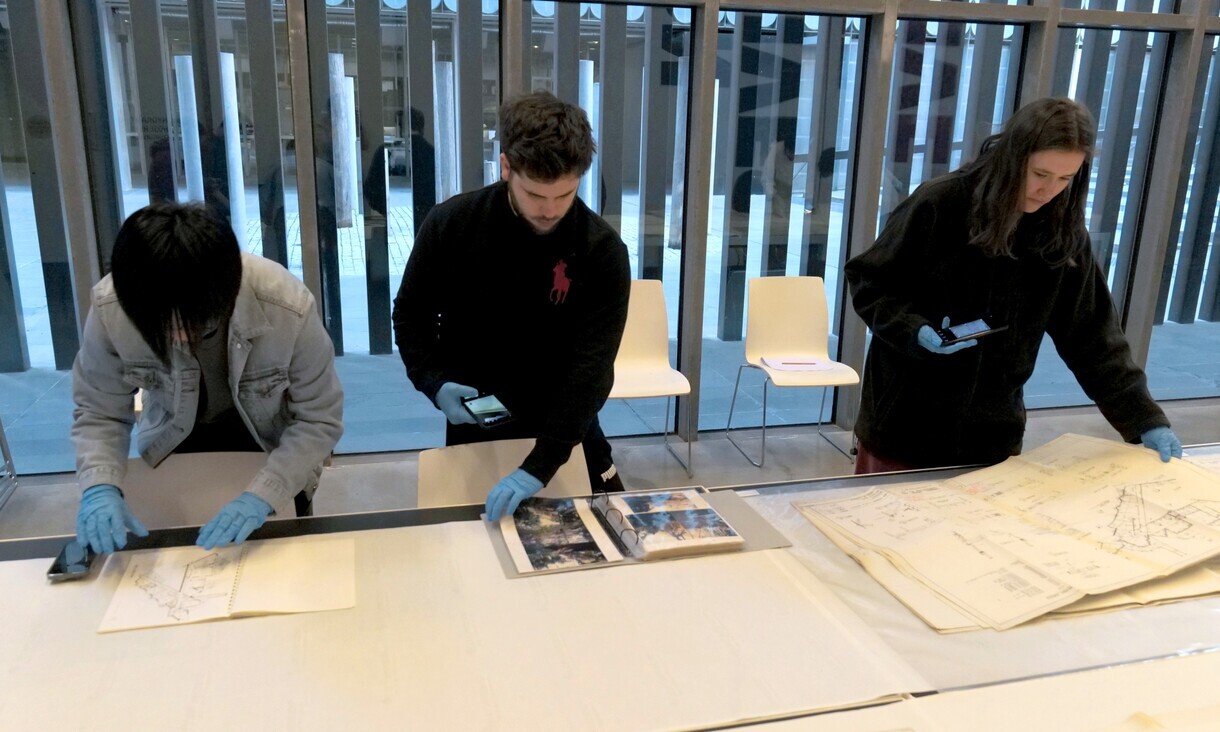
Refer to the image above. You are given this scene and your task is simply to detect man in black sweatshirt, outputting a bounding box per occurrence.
[392,91,631,521]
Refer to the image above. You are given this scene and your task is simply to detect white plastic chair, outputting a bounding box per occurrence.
[416,438,591,508]
[608,279,693,476]
[725,276,860,467]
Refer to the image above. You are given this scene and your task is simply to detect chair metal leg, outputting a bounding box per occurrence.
[661,395,693,478]
[814,386,852,460]
[725,364,767,468]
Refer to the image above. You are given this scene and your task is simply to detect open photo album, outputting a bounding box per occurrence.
[498,488,745,576]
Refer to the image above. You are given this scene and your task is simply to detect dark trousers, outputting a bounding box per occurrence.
[853,438,918,475]
[174,410,314,516]
[445,415,622,493]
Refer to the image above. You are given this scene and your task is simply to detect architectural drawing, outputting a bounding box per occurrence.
[130,551,240,621]
[797,434,1220,630]
[98,538,356,633]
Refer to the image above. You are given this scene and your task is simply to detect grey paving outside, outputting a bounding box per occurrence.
[2,182,1218,475]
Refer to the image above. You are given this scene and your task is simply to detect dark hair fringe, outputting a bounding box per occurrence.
[962,97,1095,267]
[110,203,243,365]
[498,90,595,181]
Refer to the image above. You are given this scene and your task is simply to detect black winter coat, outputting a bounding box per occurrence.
[845,170,1168,468]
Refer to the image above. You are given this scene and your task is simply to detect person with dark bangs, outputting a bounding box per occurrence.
[846,97,1181,473]
[71,203,343,553]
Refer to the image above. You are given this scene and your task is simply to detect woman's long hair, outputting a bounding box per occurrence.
[110,203,242,364]
[962,97,1095,266]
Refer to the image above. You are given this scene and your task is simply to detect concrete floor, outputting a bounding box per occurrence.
[3,396,1217,542]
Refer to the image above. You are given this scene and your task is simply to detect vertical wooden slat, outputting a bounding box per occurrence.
[407,0,438,233]
[597,5,627,230]
[716,12,761,341]
[247,0,289,267]
[305,0,343,353]
[356,0,390,354]
[456,0,486,192]
[759,15,802,279]
[129,0,178,203]
[9,1,82,369]
[637,7,676,282]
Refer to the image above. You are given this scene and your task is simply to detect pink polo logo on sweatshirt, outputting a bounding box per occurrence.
[550,260,571,304]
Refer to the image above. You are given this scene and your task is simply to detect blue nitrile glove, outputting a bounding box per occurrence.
[76,484,149,554]
[485,469,545,522]
[916,316,978,355]
[1140,426,1183,463]
[435,382,479,425]
[196,492,274,550]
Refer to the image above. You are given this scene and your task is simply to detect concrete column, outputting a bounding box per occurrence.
[330,53,354,228]
[435,58,459,203]
[220,53,247,246]
[175,55,206,202]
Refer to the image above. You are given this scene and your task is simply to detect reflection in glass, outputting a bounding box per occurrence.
[697,12,868,431]
[1035,26,1169,408]
[1148,35,1220,400]
[526,3,693,438]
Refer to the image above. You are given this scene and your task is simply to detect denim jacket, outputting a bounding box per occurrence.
[71,254,344,513]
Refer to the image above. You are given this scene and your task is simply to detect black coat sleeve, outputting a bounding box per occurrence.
[392,211,447,405]
[845,186,949,360]
[522,231,631,483]
[1046,242,1169,442]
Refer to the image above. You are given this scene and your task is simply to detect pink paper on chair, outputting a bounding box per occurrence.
[762,357,834,371]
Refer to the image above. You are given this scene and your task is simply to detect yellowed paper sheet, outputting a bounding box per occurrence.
[797,434,1220,630]
[98,536,355,633]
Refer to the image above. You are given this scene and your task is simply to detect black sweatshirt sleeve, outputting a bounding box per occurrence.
[845,186,946,359]
[1046,242,1169,442]
[521,229,631,484]
[392,212,447,406]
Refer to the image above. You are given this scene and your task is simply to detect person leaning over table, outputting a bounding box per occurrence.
[392,90,631,522]
[71,203,343,553]
[844,97,1182,474]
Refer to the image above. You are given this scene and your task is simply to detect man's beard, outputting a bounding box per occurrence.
[506,182,563,235]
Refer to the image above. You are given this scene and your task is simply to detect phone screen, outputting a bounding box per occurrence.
[47,540,97,583]
[947,319,992,339]
[462,394,513,428]
[939,318,1008,345]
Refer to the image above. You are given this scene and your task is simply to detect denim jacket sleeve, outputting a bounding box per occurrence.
[71,288,137,494]
[238,282,344,514]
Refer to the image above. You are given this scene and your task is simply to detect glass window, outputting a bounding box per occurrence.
[1036,26,1169,408]
[523,3,694,439]
[1147,35,1220,400]
[699,12,868,431]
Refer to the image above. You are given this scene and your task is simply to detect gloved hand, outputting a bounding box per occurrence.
[76,484,149,554]
[485,469,544,522]
[917,317,978,355]
[196,492,273,550]
[1140,426,1182,463]
[435,382,479,425]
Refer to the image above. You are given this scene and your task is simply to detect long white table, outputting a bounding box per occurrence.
[3,445,1218,730]
[0,519,927,730]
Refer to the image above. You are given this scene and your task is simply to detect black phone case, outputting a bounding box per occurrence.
[937,324,1008,346]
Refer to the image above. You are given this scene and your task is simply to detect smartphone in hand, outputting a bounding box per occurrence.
[47,540,98,583]
[936,318,1008,346]
[461,394,514,429]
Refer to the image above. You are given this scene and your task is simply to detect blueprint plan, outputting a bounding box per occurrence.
[797,435,1220,630]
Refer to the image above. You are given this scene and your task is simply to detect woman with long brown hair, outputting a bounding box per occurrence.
[846,97,1180,473]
